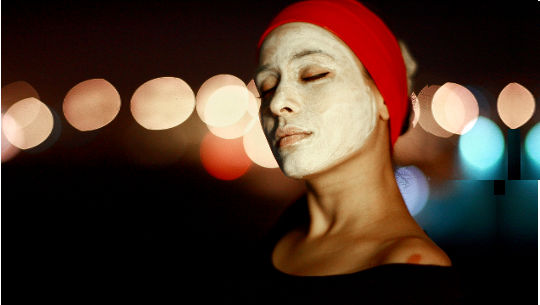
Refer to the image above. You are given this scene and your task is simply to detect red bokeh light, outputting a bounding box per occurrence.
[200,132,252,180]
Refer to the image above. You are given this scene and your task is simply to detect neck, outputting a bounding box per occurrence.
[302,119,411,239]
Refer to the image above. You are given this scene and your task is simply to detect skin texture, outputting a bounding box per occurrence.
[407,254,422,264]
[256,23,451,276]
[255,23,379,179]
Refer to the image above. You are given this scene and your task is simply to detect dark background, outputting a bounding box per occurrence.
[2,0,539,303]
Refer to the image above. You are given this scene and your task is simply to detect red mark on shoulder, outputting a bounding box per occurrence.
[407,254,422,264]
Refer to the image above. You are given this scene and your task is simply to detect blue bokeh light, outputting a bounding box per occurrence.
[525,122,540,166]
[459,116,504,170]
[395,165,429,216]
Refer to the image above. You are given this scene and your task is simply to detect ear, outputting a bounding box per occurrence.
[378,100,390,121]
[368,80,390,121]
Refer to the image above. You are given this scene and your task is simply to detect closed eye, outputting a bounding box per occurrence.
[260,87,276,99]
[302,72,330,82]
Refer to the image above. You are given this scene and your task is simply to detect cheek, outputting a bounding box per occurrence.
[315,86,377,152]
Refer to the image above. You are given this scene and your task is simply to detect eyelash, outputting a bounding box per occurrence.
[301,72,330,82]
[259,72,330,99]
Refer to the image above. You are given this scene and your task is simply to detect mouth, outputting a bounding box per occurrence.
[278,133,312,148]
[275,127,312,148]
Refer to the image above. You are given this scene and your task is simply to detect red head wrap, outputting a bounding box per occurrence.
[257,0,408,147]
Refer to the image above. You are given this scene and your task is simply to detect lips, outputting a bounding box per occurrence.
[275,126,312,148]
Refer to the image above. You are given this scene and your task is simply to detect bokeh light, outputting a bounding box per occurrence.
[417,85,454,138]
[1,81,40,113]
[1,125,20,162]
[2,97,54,149]
[207,90,259,139]
[208,114,256,139]
[395,165,429,216]
[246,79,261,116]
[410,92,420,128]
[432,82,479,135]
[200,132,252,180]
[196,74,250,127]
[497,82,536,129]
[525,123,540,166]
[459,116,504,170]
[243,118,279,169]
[131,77,195,130]
[25,108,63,153]
[63,79,121,131]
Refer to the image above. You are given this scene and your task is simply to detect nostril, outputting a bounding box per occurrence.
[281,106,293,113]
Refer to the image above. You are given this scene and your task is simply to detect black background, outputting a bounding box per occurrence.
[2,0,539,303]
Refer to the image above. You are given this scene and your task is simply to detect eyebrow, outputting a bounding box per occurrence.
[291,49,333,60]
[254,49,334,80]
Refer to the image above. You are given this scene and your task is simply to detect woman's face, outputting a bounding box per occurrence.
[255,22,379,179]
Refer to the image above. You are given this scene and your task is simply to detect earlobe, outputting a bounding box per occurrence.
[378,101,390,121]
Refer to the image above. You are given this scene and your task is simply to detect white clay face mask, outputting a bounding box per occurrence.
[256,22,378,179]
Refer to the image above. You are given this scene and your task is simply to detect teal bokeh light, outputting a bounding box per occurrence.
[459,116,504,170]
[525,123,540,166]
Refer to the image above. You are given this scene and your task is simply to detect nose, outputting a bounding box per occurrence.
[269,85,301,117]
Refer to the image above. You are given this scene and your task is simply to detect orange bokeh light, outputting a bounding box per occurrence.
[432,82,479,135]
[1,81,40,113]
[63,79,121,131]
[200,132,252,180]
[417,85,454,138]
[497,82,536,129]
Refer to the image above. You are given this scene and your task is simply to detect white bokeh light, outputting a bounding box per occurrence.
[2,97,54,149]
[196,74,250,127]
[131,77,195,130]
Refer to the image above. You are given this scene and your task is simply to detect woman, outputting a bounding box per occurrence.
[252,0,463,303]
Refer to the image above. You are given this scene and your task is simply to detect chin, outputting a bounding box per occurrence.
[279,157,333,180]
[279,163,307,179]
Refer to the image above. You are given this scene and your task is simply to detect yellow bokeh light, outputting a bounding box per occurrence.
[497,82,536,129]
[63,79,121,131]
[2,97,54,150]
[196,74,250,127]
[130,77,195,130]
[243,118,279,169]
[432,82,479,135]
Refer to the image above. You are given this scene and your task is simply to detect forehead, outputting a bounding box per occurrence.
[259,22,353,64]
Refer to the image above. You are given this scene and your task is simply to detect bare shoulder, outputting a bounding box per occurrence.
[376,236,452,267]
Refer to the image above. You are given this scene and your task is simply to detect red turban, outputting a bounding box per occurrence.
[257,0,408,147]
